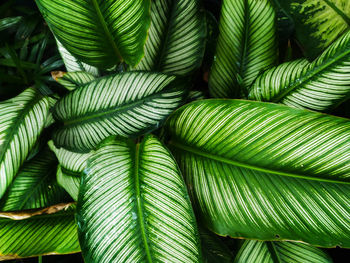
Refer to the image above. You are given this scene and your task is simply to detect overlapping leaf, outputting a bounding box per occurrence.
[0,88,50,199]
[77,135,201,262]
[53,72,187,152]
[235,240,332,263]
[56,40,99,77]
[279,0,350,59]
[249,30,350,111]
[0,147,69,211]
[209,0,277,98]
[166,99,350,247]
[36,0,151,68]
[200,227,234,263]
[53,71,96,91]
[134,0,206,76]
[49,141,91,200]
[0,203,79,260]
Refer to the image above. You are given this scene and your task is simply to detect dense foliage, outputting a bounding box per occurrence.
[1,0,350,262]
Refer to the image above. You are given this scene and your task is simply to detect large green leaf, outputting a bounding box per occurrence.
[235,240,332,263]
[133,0,206,76]
[249,30,350,111]
[48,141,91,201]
[279,0,350,60]
[0,203,79,260]
[36,0,151,68]
[209,0,277,98]
[56,40,99,77]
[0,147,69,211]
[53,72,187,152]
[166,99,350,247]
[0,88,50,199]
[77,135,201,262]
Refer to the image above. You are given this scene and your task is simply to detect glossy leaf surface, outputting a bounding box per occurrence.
[0,88,50,199]
[166,99,350,247]
[209,0,277,98]
[134,0,206,76]
[36,0,151,68]
[0,148,68,211]
[77,135,201,262]
[0,203,79,260]
[249,30,350,111]
[53,72,186,152]
[235,240,332,263]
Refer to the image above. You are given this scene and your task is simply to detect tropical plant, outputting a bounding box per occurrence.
[1,0,350,262]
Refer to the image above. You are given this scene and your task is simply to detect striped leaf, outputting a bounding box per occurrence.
[235,240,332,263]
[209,0,277,98]
[0,203,79,260]
[53,72,187,152]
[0,88,50,200]
[200,227,234,263]
[77,135,201,262]
[249,30,350,111]
[53,71,96,91]
[48,141,91,201]
[279,0,350,60]
[36,0,151,68]
[0,147,69,211]
[133,0,206,76]
[166,99,350,247]
[56,40,99,77]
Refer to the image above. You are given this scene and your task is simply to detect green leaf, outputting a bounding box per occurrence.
[0,147,69,211]
[249,30,350,111]
[48,141,91,201]
[53,72,187,152]
[53,71,96,91]
[0,16,22,31]
[166,99,350,247]
[133,0,206,76]
[279,0,350,60]
[77,135,201,262]
[56,40,99,77]
[0,203,79,260]
[235,240,332,263]
[36,0,151,68]
[200,227,234,263]
[209,0,278,98]
[0,88,51,199]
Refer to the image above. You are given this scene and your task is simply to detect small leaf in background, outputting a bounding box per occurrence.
[166,99,350,248]
[0,88,51,199]
[77,135,201,262]
[133,0,206,76]
[279,0,350,60]
[53,72,187,152]
[52,71,96,91]
[209,0,278,98]
[36,0,151,68]
[249,30,350,112]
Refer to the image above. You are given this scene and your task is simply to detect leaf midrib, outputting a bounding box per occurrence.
[134,143,153,263]
[169,140,350,185]
[62,87,176,126]
[91,0,122,61]
[272,45,350,102]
